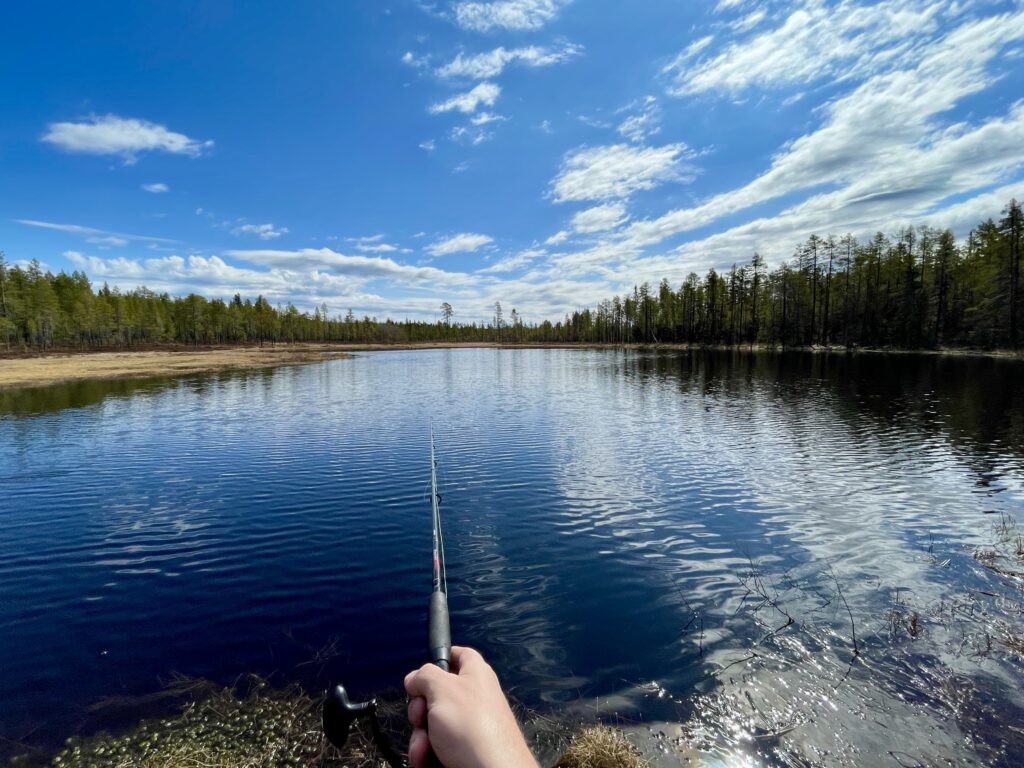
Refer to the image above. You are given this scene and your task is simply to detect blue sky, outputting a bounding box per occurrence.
[3,0,1024,323]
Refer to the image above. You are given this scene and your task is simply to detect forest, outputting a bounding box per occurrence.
[1,199,1021,351]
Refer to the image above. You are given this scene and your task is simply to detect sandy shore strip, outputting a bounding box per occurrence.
[0,346,359,389]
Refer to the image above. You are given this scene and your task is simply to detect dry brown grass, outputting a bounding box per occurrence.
[0,347,352,389]
[38,678,380,768]
[555,727,649,768]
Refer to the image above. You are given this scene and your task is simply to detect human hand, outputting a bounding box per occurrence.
[404,646,538,768]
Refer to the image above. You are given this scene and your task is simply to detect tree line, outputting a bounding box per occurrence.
[570,200,1023,349]
[1,199,1021,352]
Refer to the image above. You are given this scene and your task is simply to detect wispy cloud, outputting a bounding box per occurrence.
[430,82,501,114]
[426,232,494,256]
[616,96,661,143]
[436,43,581,80]
[665,0,947,97]
[470,112,506,126]
[450,124,494,145]
[15,218,176,243]
[620,9,1024,250]
[141,182,170,193]
[550,143,696,202]
[346,235,410,254]
[478,247,546,273]
[231,223,289,240]
[452,0,568,32]
[41,114,213,164]
[401,51,431,70]
[229,248,479,286]
[571,202,628,233]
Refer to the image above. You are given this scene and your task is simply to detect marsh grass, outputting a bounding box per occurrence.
[554,727,648,768]
[29,676,381,768]
[16,676,633,768]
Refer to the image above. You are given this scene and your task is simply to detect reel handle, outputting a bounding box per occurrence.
[323,685,405,768]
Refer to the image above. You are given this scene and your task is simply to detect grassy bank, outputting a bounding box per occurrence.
[8,678,647,768]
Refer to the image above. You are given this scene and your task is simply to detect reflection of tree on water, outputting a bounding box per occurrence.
[616,350,1024,487]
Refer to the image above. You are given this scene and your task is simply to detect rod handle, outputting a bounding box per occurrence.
[426,590,452,767]
[428,591,451,670]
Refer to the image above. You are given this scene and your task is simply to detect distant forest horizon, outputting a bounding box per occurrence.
[2,199,1022,353]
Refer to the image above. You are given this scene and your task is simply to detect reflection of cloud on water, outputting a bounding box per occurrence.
[538,351,1024,765]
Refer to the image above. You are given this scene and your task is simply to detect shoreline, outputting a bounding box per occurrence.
[0,341,1019,390]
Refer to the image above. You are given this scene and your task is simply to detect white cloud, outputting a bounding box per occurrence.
[15,218,176,243]
[229,248,480,286]
[67,246,494,318]
[141,182,169,193]
[231,223,289,240]
[453,0,566,32]
[430,82,501,114]
[616,96,661,143]
[666,0,947,97]
[356,243,399,253]
[402,51,430,70]
[545,229,570,245]
[478,248,546,273]
[550,143,696,203]
[347,236,410,254]
[87,236,129,248]
[571,202,629,233]
[419,139,437,151]
[450,124,494,145]
[41,114,213,163]
[731,8,767,32]
[436,43,581,80]
[617,9,1024,251]
[664,101,1024,267]
[426,233,494,256]
[470,112,506,126]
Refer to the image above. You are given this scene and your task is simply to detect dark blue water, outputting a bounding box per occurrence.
[2,349,1023,766]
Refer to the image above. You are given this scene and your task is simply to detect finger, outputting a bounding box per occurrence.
[407,696,427,728]
[404,662,447,700]
[450,646,486,675]
[408,728,430,768]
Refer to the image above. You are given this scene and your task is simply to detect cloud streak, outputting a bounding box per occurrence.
[430,82,501,114]
[231,223,289,240]
[436,43,581,80]
[41,114,213,163]
[550,143,696,203]
[426,233,495,256]
[15,218,177,244]
[453,0,567,32]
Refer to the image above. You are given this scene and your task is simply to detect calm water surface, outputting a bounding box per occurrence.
[2,349,1023,766]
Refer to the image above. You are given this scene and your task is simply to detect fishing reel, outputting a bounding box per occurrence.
[323,684,406,768]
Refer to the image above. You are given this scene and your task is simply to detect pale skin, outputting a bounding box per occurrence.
[404,646,539,768]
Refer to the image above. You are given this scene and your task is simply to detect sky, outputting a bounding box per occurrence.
[3,0,1024,323]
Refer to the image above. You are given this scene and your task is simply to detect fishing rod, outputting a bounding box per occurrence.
[323,427,452,768]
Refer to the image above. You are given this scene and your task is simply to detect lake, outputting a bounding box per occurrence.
[2,349,1023,766]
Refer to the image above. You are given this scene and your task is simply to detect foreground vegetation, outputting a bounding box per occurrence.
[1,200,1021,351]
[10,678,646,768]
